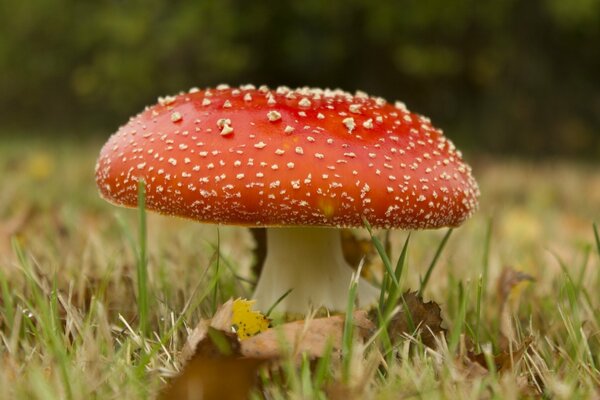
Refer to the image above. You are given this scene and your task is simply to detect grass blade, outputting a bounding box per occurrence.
[211,227,221,314]
[419,228,453,296]
[363,218,398,288]
[593,222,600,259]
[482,218,493,291]
[265,288,293,317]
[383,234,411,319]
[448,281,468,354]
[137,180,149,337]
[342,264,360,383]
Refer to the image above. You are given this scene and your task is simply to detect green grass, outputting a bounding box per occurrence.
[1,138,600,398]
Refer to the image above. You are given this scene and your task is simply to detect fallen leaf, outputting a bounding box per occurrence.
[181,299,235,361]
[464,266,536,379]
[241,310,374,360]
[232,299,270,340]
[159,357,264,400]
[496,267,534,343]
[467,336,534,373]
[161,327,264,400]
[494,336,534,372]
[496,267,535,305]
[386,291,446,348]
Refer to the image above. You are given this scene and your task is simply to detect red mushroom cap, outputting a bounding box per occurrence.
[95,84,479,229]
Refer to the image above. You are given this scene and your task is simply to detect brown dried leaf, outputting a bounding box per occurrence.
[161,328,264,400]
[494,336,534,372]
[326,381,363,400]
[467,336,534,373]
[241,310,375,360]
[387,290,446,348]
[181,299,235,361]
[496,266,534,343]
[159,357,264,400]
[497,267,535,305]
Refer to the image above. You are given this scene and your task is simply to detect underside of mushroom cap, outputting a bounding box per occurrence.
[95,84,479,229]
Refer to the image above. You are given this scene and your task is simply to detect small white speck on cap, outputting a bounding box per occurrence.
[275,149,285,155]
[287,162,295,168]
[223,100,232,108]
[159,95,176,106]
[254,141,267,149]
[295,146,304,155]
[236,173,245,180]
[168,158,177,166]
[298,97,311,107]
[216,84,230,90]
[202,98,211,106]
[375,116,383,123]
[363,118,374,129]
[220,124,234,136]
[171,112,182,122]
[137,162,147,170]
[349,104,361,114]
[284,125,295,134]
[394,101,408,111]
[342,117,356,133]
[217,118,231,128]
[267,110,282,122]
[243,93,252,102]
[315,153,325,159]
[317,113,325,120]
[189,87,200,93]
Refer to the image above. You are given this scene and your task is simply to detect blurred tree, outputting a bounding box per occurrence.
[0,0,598,157]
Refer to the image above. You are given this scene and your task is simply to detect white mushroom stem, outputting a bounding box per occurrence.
[252,227,380,314]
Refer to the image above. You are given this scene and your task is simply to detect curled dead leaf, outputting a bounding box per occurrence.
[161,327,264,400]
[385,290,446,348]
[181,299,235,362]
[241,310,375,360]
[497,266,534,343]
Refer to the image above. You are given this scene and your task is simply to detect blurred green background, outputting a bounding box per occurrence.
[1,0,599,158]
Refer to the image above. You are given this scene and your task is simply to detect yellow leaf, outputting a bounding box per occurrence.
[232,299,270,340]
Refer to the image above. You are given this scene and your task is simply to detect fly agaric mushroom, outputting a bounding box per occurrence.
[95,84,479,313]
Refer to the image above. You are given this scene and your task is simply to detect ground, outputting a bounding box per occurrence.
[0,136,599,399]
